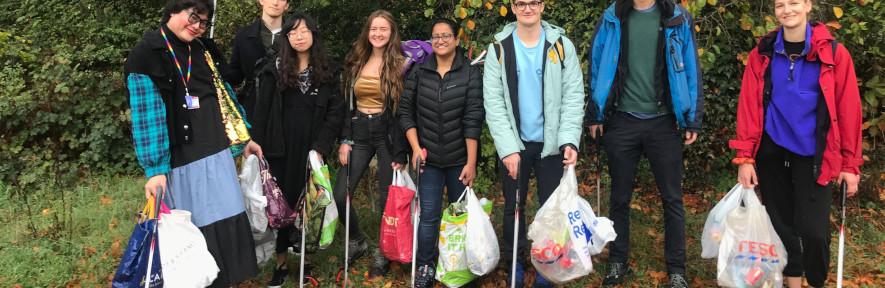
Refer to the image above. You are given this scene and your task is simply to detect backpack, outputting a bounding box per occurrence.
[401,40,434,75]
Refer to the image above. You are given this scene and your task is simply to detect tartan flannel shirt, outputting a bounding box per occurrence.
[128,73,171,178]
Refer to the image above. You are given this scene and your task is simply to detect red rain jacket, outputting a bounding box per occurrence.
[729,23,863,185]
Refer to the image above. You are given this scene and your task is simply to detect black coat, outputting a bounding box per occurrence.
[398,51,484,167]
[226,19,275,119]
[124,26,231,148]
[251,59,345,158]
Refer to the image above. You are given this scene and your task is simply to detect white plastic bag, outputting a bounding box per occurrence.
[528,166,593,284]
[252,229,276,265]
[576,199,616,255]
[158,210,220,288]
[238,155,268,233]
[463,187,499,276]
[717,187,787,288]
[701,184,745,259]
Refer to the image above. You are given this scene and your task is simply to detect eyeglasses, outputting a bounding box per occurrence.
[513,0,543,10]
[188,11,211,30]
[287,29,311,39]
[431,34,455,42]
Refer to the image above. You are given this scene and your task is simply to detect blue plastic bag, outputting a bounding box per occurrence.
[112,197,164,287]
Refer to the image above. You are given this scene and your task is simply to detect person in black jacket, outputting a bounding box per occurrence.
[249,13,345,288]
[397,18,484,288]
[226,0,290,119]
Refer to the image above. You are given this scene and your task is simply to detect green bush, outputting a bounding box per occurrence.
[1,0,881,196]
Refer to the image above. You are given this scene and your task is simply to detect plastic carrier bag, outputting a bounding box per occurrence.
[463,187,499,276]
[716,185,787,288]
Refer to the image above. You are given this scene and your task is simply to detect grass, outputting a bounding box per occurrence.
[1,169,883,287]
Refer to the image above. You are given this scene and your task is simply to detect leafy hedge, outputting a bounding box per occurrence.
[1,0,881,196]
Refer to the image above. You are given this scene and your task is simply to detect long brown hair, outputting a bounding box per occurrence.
[344,10,404,110]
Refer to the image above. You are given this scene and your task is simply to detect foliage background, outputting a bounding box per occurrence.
[1,0,881,196]
[0,0,882,286]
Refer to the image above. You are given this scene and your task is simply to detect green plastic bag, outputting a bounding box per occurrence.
[435,205,476,287]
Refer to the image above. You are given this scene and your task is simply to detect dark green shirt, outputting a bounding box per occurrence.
[620,5,668,114]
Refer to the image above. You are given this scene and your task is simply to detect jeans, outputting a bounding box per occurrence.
[604,112,686,274]
[757,133,832,287]
[500,142,564,268]
[415,164,466,266]
[333,113,395,243]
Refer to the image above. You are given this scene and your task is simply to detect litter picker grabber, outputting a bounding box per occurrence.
[510,159,522,288]
[342,149,353,288]
[144,185,165,288]
[836,181,848,288]
[410,148,426,288]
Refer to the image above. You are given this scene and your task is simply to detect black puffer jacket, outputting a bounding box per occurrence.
[398,51,484,167]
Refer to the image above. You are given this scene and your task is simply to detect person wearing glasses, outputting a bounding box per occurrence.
[333,9,409,279]
[124,0,263,287]
[227,0,290,119]
[731,0,862,287]
[249,13,345,287]
[483,0,584,286]
[585,0,704,287]
[397,18,484,288]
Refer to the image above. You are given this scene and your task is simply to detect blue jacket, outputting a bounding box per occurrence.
[586,0,704,131]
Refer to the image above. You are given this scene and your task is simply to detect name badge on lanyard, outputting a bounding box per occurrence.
[185,93,200,109]
[160,28,200,110]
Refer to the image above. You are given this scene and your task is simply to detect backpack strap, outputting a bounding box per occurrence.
[555,38,565,70]
[494,42,504,64]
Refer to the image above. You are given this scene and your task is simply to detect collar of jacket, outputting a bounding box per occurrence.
[419,47,468,73]
[245,18,264,39]
[493,20,564,44]
[605,0,681,26]
[756,22,836,65]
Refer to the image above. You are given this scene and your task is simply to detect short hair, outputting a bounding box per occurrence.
[430,18,459,36]
[161,0,214,24]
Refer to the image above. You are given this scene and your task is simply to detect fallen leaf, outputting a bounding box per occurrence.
[100,195,113,206]
[648,270,668,284]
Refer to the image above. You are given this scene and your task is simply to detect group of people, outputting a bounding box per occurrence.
[124,0,862,287]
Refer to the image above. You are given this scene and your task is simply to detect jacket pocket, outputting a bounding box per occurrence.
[668,34,685,73]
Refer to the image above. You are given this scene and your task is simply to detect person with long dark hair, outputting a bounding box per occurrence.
[124,0,262,286]
[397,18,484,288]
[731,0,863,287]
[333,9,409,279]
[248,13,345,287]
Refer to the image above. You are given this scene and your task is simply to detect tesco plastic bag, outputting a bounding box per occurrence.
[717,186,787,288]
[239,155,268,233]
[701,184,745,259]
[463,187,499,276]
[528,166,593,284]
[575,198,616,255]
[158,210,220,288]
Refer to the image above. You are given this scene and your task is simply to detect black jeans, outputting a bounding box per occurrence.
[501,142,564,268]
[756,133,832,287]
[332,112,394,243]
[416,164,466,267]
[604,112,686,274]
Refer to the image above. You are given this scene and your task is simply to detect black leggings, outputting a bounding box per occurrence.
[332,114,395,243]
[756,133,832,287]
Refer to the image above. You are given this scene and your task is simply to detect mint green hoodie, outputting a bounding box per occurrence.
[483,21,585,158]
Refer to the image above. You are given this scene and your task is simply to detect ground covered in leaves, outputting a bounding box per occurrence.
[1,169,883,287]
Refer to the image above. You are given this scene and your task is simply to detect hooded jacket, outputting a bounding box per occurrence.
[729,23,863,185]
[586,0,704,131]
[483,21,585,158]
